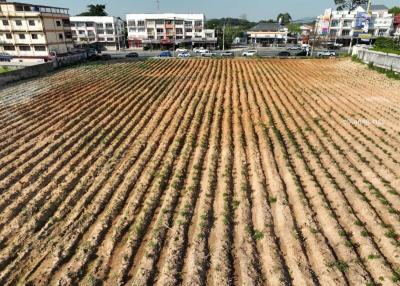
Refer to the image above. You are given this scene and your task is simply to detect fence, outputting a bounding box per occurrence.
[355,48,400,72]
[0,52,88,87]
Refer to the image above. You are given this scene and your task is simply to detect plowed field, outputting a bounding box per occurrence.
[1,58,400,286]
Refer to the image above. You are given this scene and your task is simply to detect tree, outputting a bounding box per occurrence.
[287,23,301,34]
[389,6,400,15]
[78,4,108,16]
[277,13,292,25]
[333,0,368,11]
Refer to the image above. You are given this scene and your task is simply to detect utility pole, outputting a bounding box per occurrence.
[311,19,318,56]
[222,23,225,50]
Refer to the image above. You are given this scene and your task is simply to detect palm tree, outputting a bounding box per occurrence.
[277,13,292,25]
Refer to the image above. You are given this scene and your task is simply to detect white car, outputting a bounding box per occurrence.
[287,46,302,50]
[178,51,191,58]
[201,50,217,57]
[193,47,206,53]
[176,48,188,53]
[317,50,336,57]
[242,50,257,57]
[220,51,234,57]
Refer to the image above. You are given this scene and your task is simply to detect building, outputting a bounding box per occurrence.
[300,24,314,44]
[247,22,288,46]
[316,5,394,45]
[0,0,73,60]
[70,16,125,51]
[126,13,216,49]
[393,15,400,37]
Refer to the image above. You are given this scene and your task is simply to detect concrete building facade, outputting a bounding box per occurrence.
[70,16,125,51]
[126,13,216,49]
[247,22,288,46]
[0,0,73,60]
[316,5,394,44]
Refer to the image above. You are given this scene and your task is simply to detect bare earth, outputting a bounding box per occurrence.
[0,58,400,286]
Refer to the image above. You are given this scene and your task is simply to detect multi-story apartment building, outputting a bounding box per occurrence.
[70,16,125,51]
[316,4,393,45]
[0,0,73,60]
[126,13,216,49]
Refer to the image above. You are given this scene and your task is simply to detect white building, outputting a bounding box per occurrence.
[316,4,393,45]
[70,16,125,51]
[126,13,216,49]
[247,22,288,46]
[0,0,73,60]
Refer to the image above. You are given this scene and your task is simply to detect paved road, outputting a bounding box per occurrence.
[103,47,348,59]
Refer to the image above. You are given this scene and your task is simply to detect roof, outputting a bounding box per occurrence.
[126,13,205,21]
[248,22,281,32]
[0,1,69,10]
[360,4,388,11]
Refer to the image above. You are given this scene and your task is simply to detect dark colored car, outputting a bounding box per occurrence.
[278,51,291,57]
[295,50,308,56]
[126,52,139,58]
[101,54,112,60]
[160,51,172,57]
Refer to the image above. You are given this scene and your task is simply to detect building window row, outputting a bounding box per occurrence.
[2,45,46,51]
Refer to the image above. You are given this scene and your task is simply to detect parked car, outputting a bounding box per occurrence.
[201,50,217,57]
[193,47,206,53]
[0,52,12,62]
[295,50,309,56]
[278,51,291,57]
[159,51,172,57]
[176,48,188,53]
[220,51,234,57]
[301,43,310,49]
[317,50,336,57]
[242,50,257,57]
[126,52,139,58]
[178,51,191,58]
[101,54,112,60]
[287,45,302,50]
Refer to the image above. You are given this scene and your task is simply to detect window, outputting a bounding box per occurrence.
[19,34,25,39]
[129,28,136,32]
[165,20,173,25]
[65,32,72,39]
[157,28,163,34]
[127,20,135,26]
[106,29,114,34]
[195,28,202,33]
[28,20,35,26]
[107,37,114,41]
[184,21,192,27]
[31,33,38,39]
[194,20,202,27]
[15,20,22,26]
[34,45,46,51]
[137,20,145,26]
[96,23,103,28]
[86,22,94,27]
[137,28,145,33]
[2,20,9,26]
[155,19,164,25]
[186,28,192,33]
[105,23,113,28]
[58,33,64,40]
[6,33,12,39]
[19,45,31,51]
[342,30,350,36]
[205,33,213,38]
[97,29,105,34]
[56,21,61,27]
[175,20,183,25]
[98,37,105,41]
[78,30,85,35]
[176,28,183,34]
[4,45,15,51]
[15,5,24,11]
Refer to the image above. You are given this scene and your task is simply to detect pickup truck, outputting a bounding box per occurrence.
[317,50,336,57]
[200,50,217,57]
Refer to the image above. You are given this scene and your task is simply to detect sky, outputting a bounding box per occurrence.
[24,0,399,21]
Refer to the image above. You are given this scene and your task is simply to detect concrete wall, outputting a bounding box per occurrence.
[357,49,400,72]
[0,62,54,86]
[0,52,87,86]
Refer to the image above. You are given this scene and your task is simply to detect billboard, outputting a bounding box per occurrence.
[354,12,370,38]
[321,9,332,35]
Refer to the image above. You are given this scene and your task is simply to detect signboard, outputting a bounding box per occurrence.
[354,12,370,38]
[321,9,332,35]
